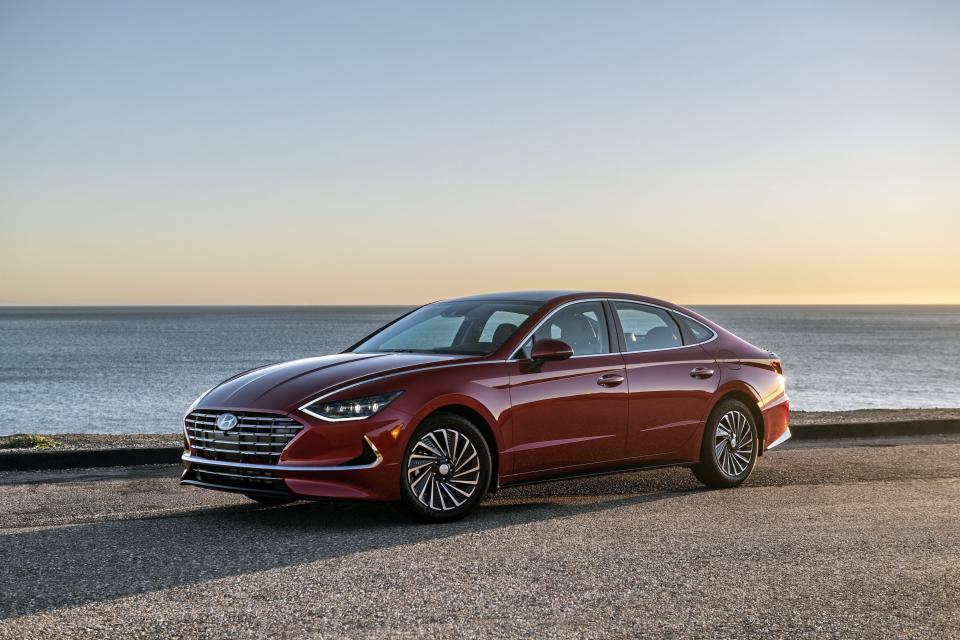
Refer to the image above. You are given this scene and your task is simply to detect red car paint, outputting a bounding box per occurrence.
[181,291,789,501]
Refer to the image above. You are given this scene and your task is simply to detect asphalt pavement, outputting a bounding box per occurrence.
[1,435,959,639]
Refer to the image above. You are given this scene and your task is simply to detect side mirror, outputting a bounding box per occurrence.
[530,339,573,364]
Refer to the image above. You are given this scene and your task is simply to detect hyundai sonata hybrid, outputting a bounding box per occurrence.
[181,291,790,521]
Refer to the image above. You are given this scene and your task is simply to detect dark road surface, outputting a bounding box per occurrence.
[1,435,958,639]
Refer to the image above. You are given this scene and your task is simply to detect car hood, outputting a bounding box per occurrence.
[197,352,471,412]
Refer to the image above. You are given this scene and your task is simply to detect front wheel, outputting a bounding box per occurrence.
[691,399,758,488]
[399,413,491,523]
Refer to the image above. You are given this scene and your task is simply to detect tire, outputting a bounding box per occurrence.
[245,494,297,506]
[691,399,759,488]
[399,412,492,523]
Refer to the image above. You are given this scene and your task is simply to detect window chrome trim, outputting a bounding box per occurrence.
[509,297,718,360]
[608,298,718,350]
[508,298,615,360]
[182,435,383,471]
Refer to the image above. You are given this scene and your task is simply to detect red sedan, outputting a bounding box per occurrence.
[181,291,790,522]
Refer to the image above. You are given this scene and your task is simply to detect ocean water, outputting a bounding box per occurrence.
[1,305,958,435]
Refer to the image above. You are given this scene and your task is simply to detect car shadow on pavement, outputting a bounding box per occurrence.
[0,481,703,619]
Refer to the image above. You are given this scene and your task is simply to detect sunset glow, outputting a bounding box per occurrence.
[2,2,958,305]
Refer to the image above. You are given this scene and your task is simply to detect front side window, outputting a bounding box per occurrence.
[613,302,682,351]
[353,300,541,356]
[518,301,611,357]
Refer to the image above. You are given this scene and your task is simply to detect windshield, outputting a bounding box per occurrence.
[352,300,542,356]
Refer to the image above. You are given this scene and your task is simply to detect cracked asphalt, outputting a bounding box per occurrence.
[1,435,959,639]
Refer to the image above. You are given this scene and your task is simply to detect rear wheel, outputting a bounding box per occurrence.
[691,399,758,488]
[399,413,491,523]
[245,494,297,506]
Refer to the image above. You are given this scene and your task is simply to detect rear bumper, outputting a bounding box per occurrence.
[766,427,791,450]
[761,394,790,452]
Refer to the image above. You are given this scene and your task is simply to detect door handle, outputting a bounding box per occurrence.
[690,367,715,379]
[597,373,625,387]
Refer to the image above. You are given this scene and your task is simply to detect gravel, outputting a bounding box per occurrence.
[1,435,959,638]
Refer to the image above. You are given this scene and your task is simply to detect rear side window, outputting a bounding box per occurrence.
[675,314,716,344]
[613,302,682,351]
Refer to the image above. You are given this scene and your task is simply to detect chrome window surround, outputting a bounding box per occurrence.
[610,299,716,354]
[182,435,383,471]
[508,297,718,360]
[508,298,614,359]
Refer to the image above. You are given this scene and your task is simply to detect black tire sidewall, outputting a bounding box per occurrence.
[399,413,491,522]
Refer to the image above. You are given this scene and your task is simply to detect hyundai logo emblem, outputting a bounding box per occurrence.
[215,413,238,431]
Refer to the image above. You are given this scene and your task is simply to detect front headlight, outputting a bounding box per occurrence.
[301,391,403,421]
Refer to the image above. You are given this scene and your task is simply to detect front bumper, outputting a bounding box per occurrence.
[182,435,384,472]
[180,410,408,501]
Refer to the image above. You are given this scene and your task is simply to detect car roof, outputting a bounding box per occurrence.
[443,290,583,303]
[441,290,679,308]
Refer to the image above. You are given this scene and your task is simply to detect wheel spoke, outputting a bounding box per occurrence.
[437,480,448,510]
[427,432,446,457]
[714,440,727,459]
[417,439,444,458]
[410,467,432,492]
[439,482,462,508]
[731,453,744,474]
[453,464,480,478]
[449,431,460,463]
[455,449,477,472]
[446,482,473,498]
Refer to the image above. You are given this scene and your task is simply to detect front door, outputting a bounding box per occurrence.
[508,300,628,475]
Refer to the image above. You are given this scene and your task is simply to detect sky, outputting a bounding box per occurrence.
[1,1,958,305]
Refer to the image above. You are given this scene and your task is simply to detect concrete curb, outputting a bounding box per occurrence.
[2,420,960,472]
[0,447,182,472]
[790,419,960,440]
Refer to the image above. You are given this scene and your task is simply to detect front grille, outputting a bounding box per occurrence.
[188,461,291,495]
[185,410,303,465]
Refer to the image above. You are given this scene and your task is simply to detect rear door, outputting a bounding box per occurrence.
[610,300,719,458]
[507,300,628,474]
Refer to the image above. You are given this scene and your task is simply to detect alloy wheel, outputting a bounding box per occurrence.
[406,428,481,512]
[713,410,755,477]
